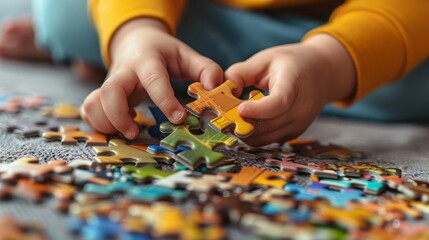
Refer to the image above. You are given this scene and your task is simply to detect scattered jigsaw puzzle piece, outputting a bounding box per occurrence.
[348,198,422,220]
[42,103,80,119]
[133,109,156,127]
[43,126,108,146]
[154,170,195,189]
[235,145,295,160]
[314,203,379,230]
[93,139,173,166]
[3,118,59,138]
[398,179,429,202]
[0,179,76,211]
[266,158,338,179]
[128,185,188,202]
[284,182,366,207]
[160,115,237,169]
[0,88,47,113]
[320,177,385,194]
[121,164,179,183]
[0,157,72,182]
[186,80,265,138]
[287,139,366,161]
[181,208,225,240]
[218,166,294,189]
[186,174,234,193]
[336,162,402,177]
[0,215,47,240]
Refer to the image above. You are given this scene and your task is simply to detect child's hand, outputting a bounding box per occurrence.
[81,18,223,139]
[226,34,356,146]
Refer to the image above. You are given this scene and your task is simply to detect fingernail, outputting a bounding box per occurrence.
[172,110,184,122]
[125,128,137,139]
[238,103,247,116]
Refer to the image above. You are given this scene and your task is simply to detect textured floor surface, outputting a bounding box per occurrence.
[1,2,429,239]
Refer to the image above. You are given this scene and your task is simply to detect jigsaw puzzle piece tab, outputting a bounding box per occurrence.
[186,80,264,138]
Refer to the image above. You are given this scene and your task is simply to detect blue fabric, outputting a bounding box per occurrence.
[32,0,102,66]
[31,0,429,121]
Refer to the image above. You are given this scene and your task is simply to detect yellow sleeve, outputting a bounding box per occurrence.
[90,0,187,66]
[304,0,429,106]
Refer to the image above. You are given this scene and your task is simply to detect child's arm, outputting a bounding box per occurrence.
[226,34,355,146]
[82,3,223,139]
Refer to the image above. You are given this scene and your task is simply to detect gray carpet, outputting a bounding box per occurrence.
[1,1,429,239]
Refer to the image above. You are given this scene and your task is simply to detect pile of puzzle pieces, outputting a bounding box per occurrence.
[1,81,429,240]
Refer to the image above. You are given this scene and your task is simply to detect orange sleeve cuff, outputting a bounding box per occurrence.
[90,0,187,66]
[304,0,429,106]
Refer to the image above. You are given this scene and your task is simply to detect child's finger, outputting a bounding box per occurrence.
[225,59,266,87]
[99,71,140,139]
[238,71,296,120]
[176,47,224,90]
[135,58,186,124]
[81,89,117,134]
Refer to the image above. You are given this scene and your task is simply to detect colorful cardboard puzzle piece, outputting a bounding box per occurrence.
[0,157,72,182]
[320,178,385,194]
[160,115,237,169]
[121,164,179,183]
[43,126,108,146]
[287,139,366,161]
[0,215,47,240]
[4,118,59,138]
[218,166,294,188]
[42,103,80,119]
[266,158,337,179]
[93,139,173,166]
[0,88,46,113]
[284,182,366,207]
[186,80,265,138]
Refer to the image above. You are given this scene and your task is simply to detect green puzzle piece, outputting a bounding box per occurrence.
[121,164,179,182]
[160,115,237,169]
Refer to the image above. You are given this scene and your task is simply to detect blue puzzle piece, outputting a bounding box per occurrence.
[148,107,168,138]
[82,216,122,240]
[128,185,188,202]
[83,181,135,197]
[147,145,190,158]
[262,203,312,223]
[320,178,385,194]
[284,182,365,207]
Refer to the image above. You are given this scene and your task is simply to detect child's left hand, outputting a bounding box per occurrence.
[225,34,356,146]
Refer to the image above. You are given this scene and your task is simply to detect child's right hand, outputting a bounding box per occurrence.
[81,18,223,139]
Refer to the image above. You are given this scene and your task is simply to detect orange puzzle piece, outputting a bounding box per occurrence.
[42,103,80,119]
[42,126,108,146]
[186,79,264,138]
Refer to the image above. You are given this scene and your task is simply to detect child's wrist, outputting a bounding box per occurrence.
[303,34,356,102]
